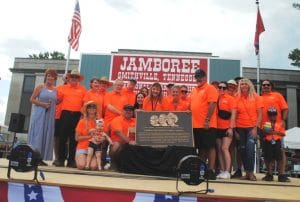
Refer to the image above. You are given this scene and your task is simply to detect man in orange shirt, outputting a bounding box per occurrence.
[103,79,127,132]
[121,78,137,106]
[190,69,218,180]
[99,76,113,118]
[261,79,289,182]
[53,73,69,166]
[109,105,136,159]
[55,69,86,168]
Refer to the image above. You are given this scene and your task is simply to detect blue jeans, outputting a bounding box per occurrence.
[236,127,256,172]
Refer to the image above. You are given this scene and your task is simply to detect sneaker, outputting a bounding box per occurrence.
[216,171,224,179]
[205,169,216,180]
[231,169,242,178]
[278,174,291,182]
[66,161,77,168]
[53,160,64,167]
[103,163,111,170]
[262,173,273,181]
[219,171,231,179]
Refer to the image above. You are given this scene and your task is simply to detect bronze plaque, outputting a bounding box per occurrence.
[136,111,193,147]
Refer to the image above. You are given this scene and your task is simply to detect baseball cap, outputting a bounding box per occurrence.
[227,79,237,86]
[194,69,206,78]
[123,104,134,111]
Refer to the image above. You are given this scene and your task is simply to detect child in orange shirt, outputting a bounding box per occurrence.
[85,119,113,170]
[262,107,290,182]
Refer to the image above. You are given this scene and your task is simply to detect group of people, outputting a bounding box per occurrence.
[27,67,290,182]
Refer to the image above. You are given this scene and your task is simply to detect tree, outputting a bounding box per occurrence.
[29,51,65,60]
[293,3,300,9]
[288,48,300,68]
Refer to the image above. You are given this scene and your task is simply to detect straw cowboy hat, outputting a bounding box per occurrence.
[81,100,100,117]
[68,69,84,82]
[99,76,113,87]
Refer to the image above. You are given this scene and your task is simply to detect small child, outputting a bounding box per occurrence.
[261,107,290,182]
[85,119,113,170]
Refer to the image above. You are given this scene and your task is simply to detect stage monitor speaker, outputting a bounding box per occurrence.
[8,113,25,133]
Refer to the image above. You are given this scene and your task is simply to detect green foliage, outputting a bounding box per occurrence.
[29,51,65,60]
[288,48,300,68]
[293,3,300,9]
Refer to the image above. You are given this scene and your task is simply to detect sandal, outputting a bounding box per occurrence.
[248,174,257,181]
[240,175,249,180]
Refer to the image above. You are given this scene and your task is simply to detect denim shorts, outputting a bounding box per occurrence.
[76,149,88,155]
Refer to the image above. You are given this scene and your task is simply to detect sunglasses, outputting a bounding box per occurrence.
[218,86,227,90]
[87,105,97,109]
[181,90,188,94]
[262,83,271,87]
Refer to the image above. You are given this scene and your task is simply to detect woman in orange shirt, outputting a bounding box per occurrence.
[232,78,263,181]
[83,78,103,118]
[75,101,100,170]
[166,85,188,111]
[142,82,167,111]
[215,82,236,179]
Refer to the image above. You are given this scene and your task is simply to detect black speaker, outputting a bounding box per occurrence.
[8,113,25,133]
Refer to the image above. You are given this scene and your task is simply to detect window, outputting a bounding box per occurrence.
[19,76,35,132]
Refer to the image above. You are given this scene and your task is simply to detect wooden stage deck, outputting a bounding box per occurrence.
[0,159,300,201]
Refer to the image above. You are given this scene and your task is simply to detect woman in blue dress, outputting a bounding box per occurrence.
[28,68,58,163]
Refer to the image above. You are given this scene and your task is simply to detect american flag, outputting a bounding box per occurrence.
[68,0,81,51]
[254,7,265,55]
[0,181,245,202]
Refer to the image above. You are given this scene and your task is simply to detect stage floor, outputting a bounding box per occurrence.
[0,159,300,201]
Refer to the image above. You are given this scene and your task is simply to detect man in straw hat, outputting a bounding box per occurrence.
[54,69,86,168]
[98,76,113,117]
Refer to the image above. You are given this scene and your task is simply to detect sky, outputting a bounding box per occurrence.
[0,0,299,125]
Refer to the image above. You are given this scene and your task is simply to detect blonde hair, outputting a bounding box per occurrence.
[237,78,257,100]
[82,101,99,119]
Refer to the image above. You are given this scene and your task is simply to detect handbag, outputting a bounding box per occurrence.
[217,98,231,120]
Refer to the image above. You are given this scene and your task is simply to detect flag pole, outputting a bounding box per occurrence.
[65,45,71,74]
[256,0,261,95]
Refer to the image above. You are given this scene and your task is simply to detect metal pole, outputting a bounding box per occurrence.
[65,45,71,74]
[255,0,261,174]
[257,51,261,95]
[256,0,261,95]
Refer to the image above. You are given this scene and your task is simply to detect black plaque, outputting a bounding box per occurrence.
[136,111,193,147]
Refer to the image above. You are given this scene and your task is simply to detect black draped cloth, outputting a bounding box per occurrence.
[115,144,197,177]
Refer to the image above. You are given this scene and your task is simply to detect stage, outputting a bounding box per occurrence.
[0,159,299,202]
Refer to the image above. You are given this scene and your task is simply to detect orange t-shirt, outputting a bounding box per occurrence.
[142,96,168,111]
[235,94,263,128]
[165,98,189,111]
[261,91,288,126]
[190,83,218,128]
[103,91,127,127]
[217,93,236,129]
[75,118,96,150]
[121,88,136,106]
[57,84,86,112]
[55,85,65,119]
[181,96,191,109]
[263,121,285,141]
[83,89,103,118]
[110,115,136,144]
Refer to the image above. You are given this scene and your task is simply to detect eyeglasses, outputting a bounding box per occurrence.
[262,83,271,87]
[218,86,227,90]
[181,90,188,94]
